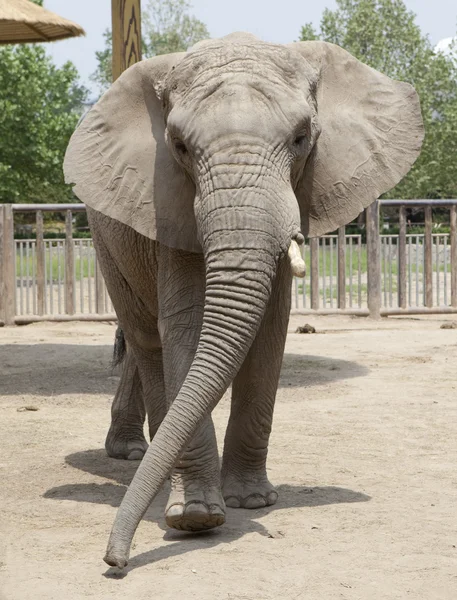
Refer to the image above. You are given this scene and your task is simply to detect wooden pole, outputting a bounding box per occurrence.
[451,205,457,308]
[310,238,319,309]
[337,226,346,309]
[36,210,45,316]
[424,206,433,308]
[0,205,4,323]
[398,206,407,309]
[65,211,75,315]
[2,205,16,325]
[366,201,381,318]
[95,259,105,314]
[112,0,142,82]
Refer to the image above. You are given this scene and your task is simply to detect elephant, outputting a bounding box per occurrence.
[64,32,423,568]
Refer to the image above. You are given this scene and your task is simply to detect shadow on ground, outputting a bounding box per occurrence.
[44,448,371,574]
[0,344,114,396]
[0,343,368,396]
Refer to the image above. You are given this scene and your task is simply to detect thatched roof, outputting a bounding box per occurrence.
[0,0,85,44]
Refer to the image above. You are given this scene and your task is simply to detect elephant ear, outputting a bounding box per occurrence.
[288,41,424,237]
[64,53,200,253]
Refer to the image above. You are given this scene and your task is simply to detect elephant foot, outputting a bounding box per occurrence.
[221,471,278,509]
[165,481,226,532]
[105,426,148,461]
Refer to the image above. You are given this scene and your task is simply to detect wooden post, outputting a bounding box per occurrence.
[398,206,407,309]
[36,210,45,316]
[2,205,16,325]
[95,259,105,314]
[65,211,75,315]
[451,205,457,308]
[310,237,319,309]
[337,226,346,309]
[0,205,4,322]
[366,201,381,318]
[112,0,142,82]
[424,205,433,308]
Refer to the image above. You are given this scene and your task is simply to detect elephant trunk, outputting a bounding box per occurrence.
[104,198,287,568]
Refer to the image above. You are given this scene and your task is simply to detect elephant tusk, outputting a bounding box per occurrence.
[288,240,306,278]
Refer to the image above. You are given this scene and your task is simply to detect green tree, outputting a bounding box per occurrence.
[0,44,88,203]
[92,0,210,91]
[300,0,457,199]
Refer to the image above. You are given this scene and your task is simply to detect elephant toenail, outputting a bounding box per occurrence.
[244,495,267,509]
[266,491,278,505]
[127,449,145,461]
[224,496,241,508]
[165,503,184,518]
[184,502,208,515]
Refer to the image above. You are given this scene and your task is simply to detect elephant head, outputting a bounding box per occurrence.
[64,33,423,567]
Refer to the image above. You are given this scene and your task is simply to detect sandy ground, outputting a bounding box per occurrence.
[1,314,456,599]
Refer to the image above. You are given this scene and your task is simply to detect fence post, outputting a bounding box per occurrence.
[1,204,16,325]
[112,0,142,82]
[337,226,346,309]
[65,210,75,315]
[366,201,381,318]
[451,205,457,308]
[95,258,105,314]
[398,205,407,309]
[0,205,4,322]
[310,237,319,309]
[424,206,433,308]
[36,211,45,315]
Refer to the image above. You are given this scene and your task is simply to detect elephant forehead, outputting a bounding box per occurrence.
[167,78,311,147]
[165,41,312,102]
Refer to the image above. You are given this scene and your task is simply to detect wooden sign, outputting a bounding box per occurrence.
[111,0,142,82]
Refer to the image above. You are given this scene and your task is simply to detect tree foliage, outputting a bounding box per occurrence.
[300,0,457,199]
[0,44,88,203]
[92,0,210,91]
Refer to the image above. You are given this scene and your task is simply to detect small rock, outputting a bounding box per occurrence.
[295,324,316,334]
[17,406,39,412]
[440,322,457,329]
[267,530,285,539]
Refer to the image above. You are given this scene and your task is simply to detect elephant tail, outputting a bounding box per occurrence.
[112,327,127,368]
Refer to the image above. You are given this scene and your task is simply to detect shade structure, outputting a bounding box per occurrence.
[0,0,85,44]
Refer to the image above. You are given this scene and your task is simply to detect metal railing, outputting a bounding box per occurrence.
[2,200,457,324]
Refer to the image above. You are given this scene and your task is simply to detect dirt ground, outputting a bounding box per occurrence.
[1,314,456,599]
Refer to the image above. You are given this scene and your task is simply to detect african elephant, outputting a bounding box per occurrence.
[64,33,423,568]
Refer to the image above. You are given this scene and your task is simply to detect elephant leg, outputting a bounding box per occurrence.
[130,342,167,443]
[221,257,292,508]
[158,246,225,531]
[105,349,148,461]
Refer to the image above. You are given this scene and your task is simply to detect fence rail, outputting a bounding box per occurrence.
[2,200,457,325]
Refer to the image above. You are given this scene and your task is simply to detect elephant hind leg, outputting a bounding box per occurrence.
[106,334,168,460]
[105,349,148,461]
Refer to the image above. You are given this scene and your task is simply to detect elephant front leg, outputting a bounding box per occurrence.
[221,257,292,508]
[165,416,225,531]
[158,247,225,531]
[105,349,148,461]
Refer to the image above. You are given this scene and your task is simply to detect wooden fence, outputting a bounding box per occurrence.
[1,200,457,325]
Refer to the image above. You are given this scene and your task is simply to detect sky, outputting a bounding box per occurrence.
[45,0,457,96]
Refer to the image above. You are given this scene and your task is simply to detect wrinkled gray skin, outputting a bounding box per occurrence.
[64,33,423,567]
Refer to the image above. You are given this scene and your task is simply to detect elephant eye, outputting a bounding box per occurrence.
[294,135,306,147]
[175,140,188,155]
